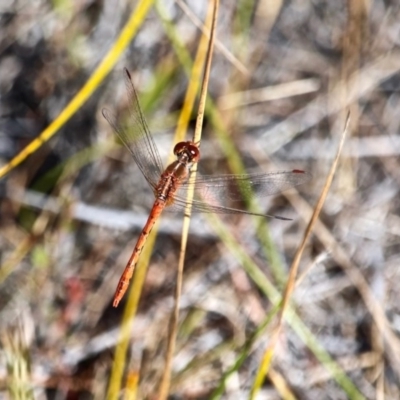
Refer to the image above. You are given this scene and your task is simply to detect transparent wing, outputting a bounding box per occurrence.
[167,170,310,220]
[102,69,164,188]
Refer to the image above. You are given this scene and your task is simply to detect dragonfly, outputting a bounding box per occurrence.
[103,69,310,307]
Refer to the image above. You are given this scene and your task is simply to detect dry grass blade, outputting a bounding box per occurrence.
[251,113,350,398]
[157,1,220,398]
[175,0,249,77]
[1,315,34,400]
[0,0,154,181]
[218,78,320,110]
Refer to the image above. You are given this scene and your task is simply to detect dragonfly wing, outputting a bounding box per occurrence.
[168,197,293,220]
[178,170,310,203]
[102,69,164,187]
[168,170,310,219]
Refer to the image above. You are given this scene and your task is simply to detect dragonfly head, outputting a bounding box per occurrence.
[173,141,200,163]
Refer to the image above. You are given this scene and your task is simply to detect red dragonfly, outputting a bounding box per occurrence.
[103,69,309,307]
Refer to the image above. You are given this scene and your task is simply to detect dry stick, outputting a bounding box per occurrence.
[157,0,220,398]
[250,113,350,398]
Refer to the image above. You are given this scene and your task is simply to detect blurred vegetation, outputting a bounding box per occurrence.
[1,0,400,399]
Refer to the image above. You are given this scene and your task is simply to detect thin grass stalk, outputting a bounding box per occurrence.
[175,0,249,76]
[206,210,365,397]
[250,114,351,399]
[210,303,281,399]
[157,1,220,398]
[107,227,159,400]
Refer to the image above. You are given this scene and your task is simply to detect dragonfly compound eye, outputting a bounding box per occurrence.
[173,142,187,155]
[187,144,200,162]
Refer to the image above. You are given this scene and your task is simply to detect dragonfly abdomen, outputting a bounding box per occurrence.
[112,199,165,307]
